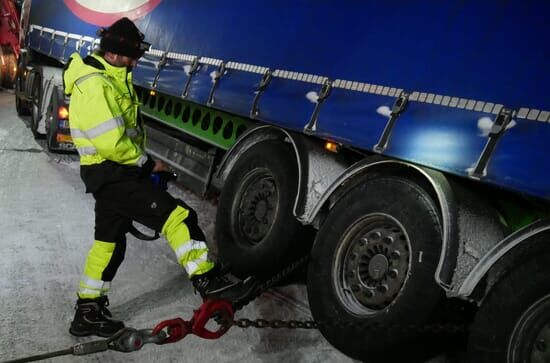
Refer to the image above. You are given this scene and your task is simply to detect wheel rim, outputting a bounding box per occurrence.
[232,168,278,246]
[333,213,411,316]
[508,293,550,363]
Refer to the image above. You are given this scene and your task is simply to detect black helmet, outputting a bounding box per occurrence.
[98,17,150,59]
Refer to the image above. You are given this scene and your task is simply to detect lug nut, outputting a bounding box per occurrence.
[382,236,394,244]
[390,250,401,259]
[365,289,374,298]
[369,231,382,240]
[388,269,399,278]
[377,284,388,293]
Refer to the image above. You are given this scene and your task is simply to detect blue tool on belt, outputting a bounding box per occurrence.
[150,171,177,191]
[128,171,178,240]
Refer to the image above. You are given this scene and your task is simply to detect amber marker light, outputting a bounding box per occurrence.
[58,106,69,119]
[149,89,156,96]
[57,134,72,143]
[325,141,339,153]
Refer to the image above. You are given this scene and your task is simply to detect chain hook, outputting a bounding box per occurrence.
[151,299,234,344]
[151,317,191,344]
[191,299,234,339]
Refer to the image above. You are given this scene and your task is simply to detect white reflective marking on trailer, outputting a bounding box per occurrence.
[527,109,540,120]
[474,101,485,112]
[517,107,529,118]
[538,111,550,122]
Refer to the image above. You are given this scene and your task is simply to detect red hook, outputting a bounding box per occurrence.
[152,299,234,344]
[192,299,234,339]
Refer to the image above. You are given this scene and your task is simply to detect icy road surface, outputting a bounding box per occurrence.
[0,91,450,362]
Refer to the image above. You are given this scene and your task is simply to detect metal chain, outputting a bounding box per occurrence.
[232,255,311,312]
[227,255,316,330]
[229,254,468,334]
[317,320,468,334]
[231,317,466,333]
[232,318,317,330]
[230,255,319,330]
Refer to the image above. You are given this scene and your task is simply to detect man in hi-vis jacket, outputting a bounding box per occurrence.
[63,17,256,337]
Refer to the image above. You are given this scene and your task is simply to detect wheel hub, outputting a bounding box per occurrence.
[336,214,410,314]
[254,200,268,220]
[367,254,389,280]
[235,170,278,245]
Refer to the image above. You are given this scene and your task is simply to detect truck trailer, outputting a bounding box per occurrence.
[15,1,550,362]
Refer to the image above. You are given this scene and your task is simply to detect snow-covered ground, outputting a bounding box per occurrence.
[0,91,356,363]
[0,91,450,362]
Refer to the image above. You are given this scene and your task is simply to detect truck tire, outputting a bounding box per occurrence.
[215,140,313,279]
[46,86,61,152]
[15,57,31,116]
[30,71,44,139]
[307,177,444,362]
[15,83,31,116]
[468,246,550,363]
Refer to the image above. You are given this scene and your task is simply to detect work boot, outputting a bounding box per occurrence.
[69,296,125,337]
[191,266,259,305]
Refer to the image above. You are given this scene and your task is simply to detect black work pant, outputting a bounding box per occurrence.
[92,177,177,281]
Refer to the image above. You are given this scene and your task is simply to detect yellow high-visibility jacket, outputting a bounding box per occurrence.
[64,52,153,192]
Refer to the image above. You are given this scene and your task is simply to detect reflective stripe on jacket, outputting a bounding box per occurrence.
[63,52,146,167]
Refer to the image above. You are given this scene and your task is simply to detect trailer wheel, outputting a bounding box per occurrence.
[215,140,313,278]
[15,84,30,116]
[45,87,61,152]
[307,177,444,362]
[468,247,550,363]
[30,71,44,139]
[15,58,31,116]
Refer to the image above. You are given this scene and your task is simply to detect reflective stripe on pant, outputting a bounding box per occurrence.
[76,177,215,299]
[76,196,130,299]
[162,205,214,277]
[78,239,126,299]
